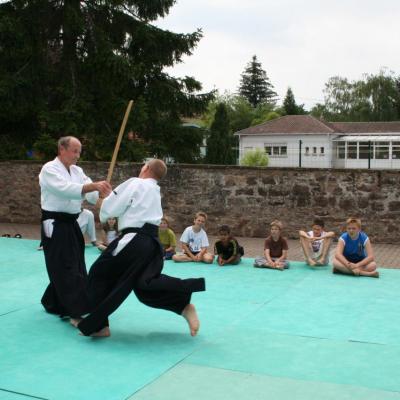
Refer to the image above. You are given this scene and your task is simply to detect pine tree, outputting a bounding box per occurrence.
[206,103,235,165]
[0,1,213,162]
[282,87,307,115]
[283,87,297,114]
[238,55,277,107]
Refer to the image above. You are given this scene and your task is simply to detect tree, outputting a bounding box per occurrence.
[310,69,400,121]
[238,55,277,107]
[0,1,213,161]
[206,103,235,164]
[282,87,307,115]
[202,92,278,133]
[240,148,269,167]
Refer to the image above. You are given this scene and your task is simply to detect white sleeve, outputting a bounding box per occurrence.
[99,178,136,223]
[39,164,83,200]
[82,173,99,204]
[180,227,190,244]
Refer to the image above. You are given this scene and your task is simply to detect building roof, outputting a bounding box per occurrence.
[333,135,400,142]
[235,115,400,136]
[330,121,400,133]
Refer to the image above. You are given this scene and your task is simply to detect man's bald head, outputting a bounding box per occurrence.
[139,159,167,180]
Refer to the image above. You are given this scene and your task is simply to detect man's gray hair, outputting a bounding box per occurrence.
[58,136,75,150]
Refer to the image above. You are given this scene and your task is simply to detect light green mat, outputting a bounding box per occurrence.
[1,238,399,400]
[129,364,400,400]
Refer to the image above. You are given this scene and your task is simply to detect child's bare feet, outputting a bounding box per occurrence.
[308,258,317,267]
[70,318,82,328]
[182,304,200,336]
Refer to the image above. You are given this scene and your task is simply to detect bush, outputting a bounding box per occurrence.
[240,148,269,167]
[33,133,57,160]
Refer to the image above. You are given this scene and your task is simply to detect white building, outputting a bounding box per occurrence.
[235,115,400,169]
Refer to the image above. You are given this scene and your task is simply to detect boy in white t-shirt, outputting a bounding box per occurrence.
[299,218,335,266]
[172,211,214,264]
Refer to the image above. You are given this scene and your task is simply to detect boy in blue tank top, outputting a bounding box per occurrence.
[332,217,379,278]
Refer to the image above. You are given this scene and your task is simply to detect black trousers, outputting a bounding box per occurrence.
[41,217,90,318]
[78,232,205,335]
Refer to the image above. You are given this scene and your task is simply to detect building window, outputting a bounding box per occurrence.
[374,142,389,159]
[337,142,345,159]
[264,144,287,158]
[320,147,325,155]
[305,147,310,156]
[359,143,370,159]
[391,142,400,159]
[347,142,357,159]
[312,147,317,155]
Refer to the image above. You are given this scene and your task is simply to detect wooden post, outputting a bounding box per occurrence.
[106,100,134,183]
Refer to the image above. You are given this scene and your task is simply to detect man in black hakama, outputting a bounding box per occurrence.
[78,159,206,337]
[39,136,111,321]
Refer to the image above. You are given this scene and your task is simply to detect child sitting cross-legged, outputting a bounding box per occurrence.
[254,220,289,271]
[172,211,214,264]
[214,225,244,266]
[158,216,177,260]
[332,217,379,278]
[299,218,335,266]
[97,217,118,252]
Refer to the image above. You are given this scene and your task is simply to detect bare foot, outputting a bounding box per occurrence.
[371,271,380,278]
[79,326,111,337]
[182,304,200,337]
[308,258,317,267]
[70,318,82,328]
[90,327,111,337]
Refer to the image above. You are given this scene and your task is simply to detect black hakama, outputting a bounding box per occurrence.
[78,224,205,335]
[41,210,90,318]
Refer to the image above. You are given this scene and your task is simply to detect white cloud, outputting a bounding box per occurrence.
[157,0,400,109]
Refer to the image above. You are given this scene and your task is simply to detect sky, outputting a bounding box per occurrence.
[156,0,400,110]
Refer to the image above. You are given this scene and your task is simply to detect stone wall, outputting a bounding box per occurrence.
[1,161,399,242]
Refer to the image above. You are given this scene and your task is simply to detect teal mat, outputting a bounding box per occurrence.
[1,238,399,400]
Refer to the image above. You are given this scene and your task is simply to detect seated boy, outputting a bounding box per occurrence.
[214,225,244,266]
[299,218,335,266]
[254,220,289,270]
[332,217,379,278]
[158,216,177,260]
[172,211,214,264]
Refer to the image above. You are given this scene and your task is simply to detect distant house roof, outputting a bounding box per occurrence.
[333,135,400,141]
[235,115,400,136]
[330,121,400,133]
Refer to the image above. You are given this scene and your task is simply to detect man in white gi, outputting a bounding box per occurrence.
[77,159,205,337]
[77,208,98,246]
[39,136,111,324]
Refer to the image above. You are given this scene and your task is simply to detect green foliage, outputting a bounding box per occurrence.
[0,1,213,162]
[33,133,57,161]
[240,148,269,167]
[282,87,307,115]
[311,69,400,121]
[202,92,279,133]
[206,103,235,165]
[238,55,277,107]
[250,105,279,126]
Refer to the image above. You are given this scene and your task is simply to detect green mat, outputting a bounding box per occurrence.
[1,238,399,400]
